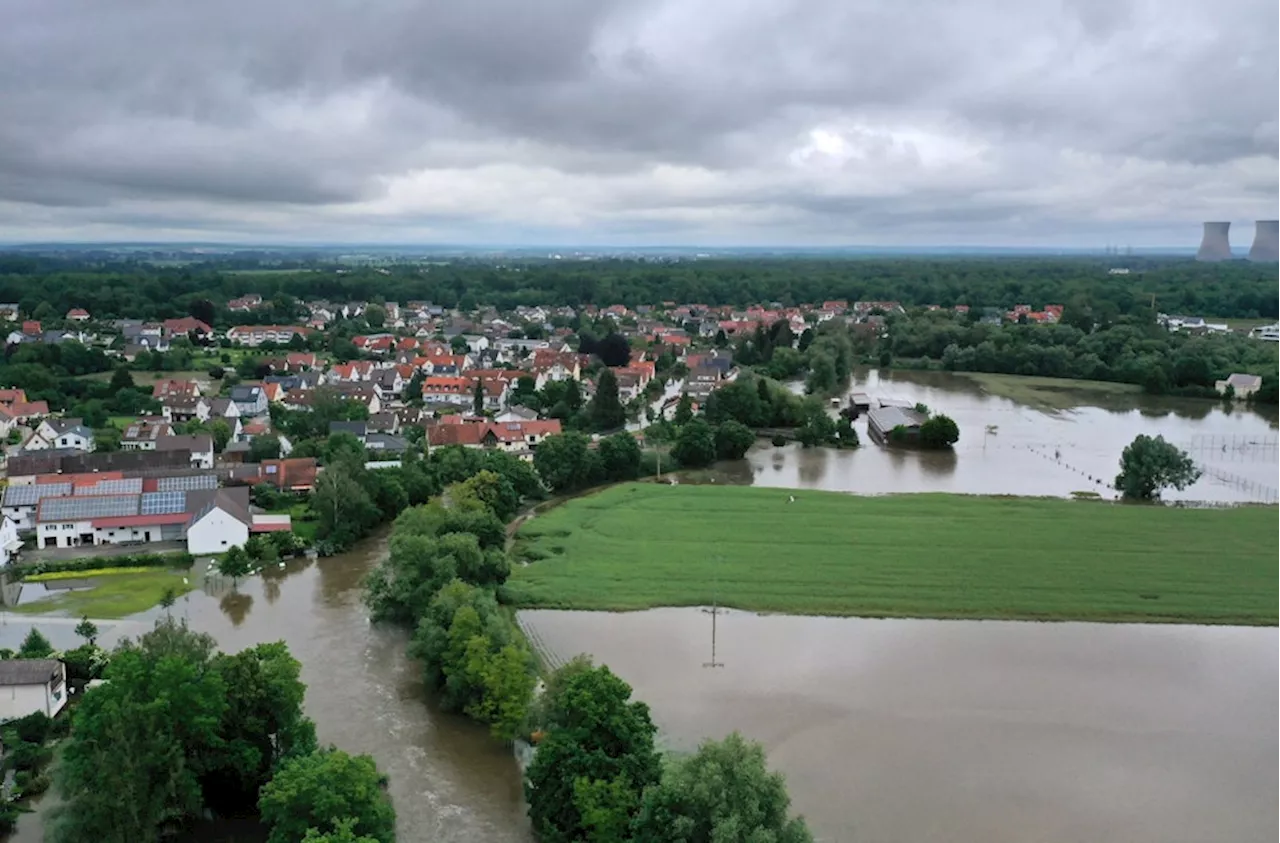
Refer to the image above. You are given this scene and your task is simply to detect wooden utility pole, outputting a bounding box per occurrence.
[702,557,724,668]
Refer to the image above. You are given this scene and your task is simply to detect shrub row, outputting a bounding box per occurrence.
[14,551,195,578]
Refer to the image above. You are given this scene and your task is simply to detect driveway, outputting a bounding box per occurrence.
[19,540,188,563]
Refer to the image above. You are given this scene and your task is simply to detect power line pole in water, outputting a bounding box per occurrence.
[702,556,724,668]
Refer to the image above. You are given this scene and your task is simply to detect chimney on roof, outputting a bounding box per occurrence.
[1247,220,1278,262]
[1196,221,1232,262]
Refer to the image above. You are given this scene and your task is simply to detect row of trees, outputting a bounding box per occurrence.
[3,254,1274,319]
[884,311,1277,398]
[50,619,395,843]
[359,454,813,842]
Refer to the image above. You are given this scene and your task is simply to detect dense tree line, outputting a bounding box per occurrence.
[885,311,1278,397]
[1,254,1274,319]
[49,619,394,842]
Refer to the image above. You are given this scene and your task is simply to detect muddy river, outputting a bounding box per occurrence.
[1,371,1274,841]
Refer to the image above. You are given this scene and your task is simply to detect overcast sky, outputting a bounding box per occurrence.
[2,0,1276,247]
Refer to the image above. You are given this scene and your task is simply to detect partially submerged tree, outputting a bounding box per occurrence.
[1115,434,1200,501]
[633,732,813,843]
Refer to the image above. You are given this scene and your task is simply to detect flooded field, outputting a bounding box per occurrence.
[521,608,1279,843]
[731,370,1280,502]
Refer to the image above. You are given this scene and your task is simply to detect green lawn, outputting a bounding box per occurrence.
[509,484,1278,625]
[10,569,195,619]
[958,372,1144,410]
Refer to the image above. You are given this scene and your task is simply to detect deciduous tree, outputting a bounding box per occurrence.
[258,749,395,843]
[1115,435,1200,500]
[633,732,813,843]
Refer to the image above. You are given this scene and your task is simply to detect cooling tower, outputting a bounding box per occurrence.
[1247,220,1278,262]
[1196,221,1232,262]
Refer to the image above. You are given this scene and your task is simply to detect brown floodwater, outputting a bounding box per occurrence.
[520,608,1279,843]
[2,535,534,843]
[733,370,1280,503]
[3,372,1275,841]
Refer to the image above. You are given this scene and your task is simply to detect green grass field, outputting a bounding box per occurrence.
[958,372,1144,409]
[509,484,1278,624]
[11,569,194,619]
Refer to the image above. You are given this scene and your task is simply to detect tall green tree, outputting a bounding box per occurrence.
[473,378,486,416]
[714,420,756,460]
[202,642,318,815]
[525,664,661,843]
[51,621,227,843]
[919,414,960,449]
[258,749,396,843]
[589,369,626,431]
[1115,435,1201,500]
[18,628,53,659]
[633,732,813,843]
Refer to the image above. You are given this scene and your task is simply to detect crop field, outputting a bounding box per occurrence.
[509,484,1278,624]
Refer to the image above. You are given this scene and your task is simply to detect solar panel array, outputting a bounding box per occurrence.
[156,474,217,492]
[2,483,73,507]
[140,491,186,515]
[40,494,139,521]
[76,477,144,496]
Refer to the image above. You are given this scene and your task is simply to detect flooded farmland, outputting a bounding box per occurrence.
[1,370,1274,842]
[732,370,1280,502]
[520,608,1279,843]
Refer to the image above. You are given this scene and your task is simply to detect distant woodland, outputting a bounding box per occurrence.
[0,255,1274,322]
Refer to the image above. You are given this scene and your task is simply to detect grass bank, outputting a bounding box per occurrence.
[957,372,1144,410]
[508,484,1278,625]
[10,569,194,619]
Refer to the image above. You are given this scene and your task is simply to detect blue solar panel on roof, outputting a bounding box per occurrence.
[76,477,144,496]
[155,474,217,492]
[2,483,73,507]
[39,494,139,521]
[140,491,186,515]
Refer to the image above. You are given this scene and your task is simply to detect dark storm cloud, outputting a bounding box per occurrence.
[0,0,1274,243]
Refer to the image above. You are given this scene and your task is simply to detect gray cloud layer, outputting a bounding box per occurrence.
[1,0,1276,245]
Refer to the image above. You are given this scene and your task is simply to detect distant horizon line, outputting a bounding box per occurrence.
[0,241,1207,255]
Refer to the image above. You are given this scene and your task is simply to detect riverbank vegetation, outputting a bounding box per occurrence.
[509,484,1278,625]
[362,467,812,838]
[48,619,395,842]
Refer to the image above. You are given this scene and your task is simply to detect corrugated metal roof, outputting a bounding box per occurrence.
[866,406,924,432]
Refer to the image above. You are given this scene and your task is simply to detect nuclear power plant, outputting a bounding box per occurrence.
[1196,222,1233,262]
[1248,220,1278,262]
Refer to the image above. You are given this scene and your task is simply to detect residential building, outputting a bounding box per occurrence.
[160,395,211,424]
[426,418,561,460]
[161,316,214,340]
[120,419,176,450]
[227,294,264,312]
[156,434,215,469]
[229,385,268,417]
[0,516,22,567]
[0,660,67,720]
[152,379,201,400]
[1216,373,1264,399]
[25,419,93,452]
[226,325,313,346]
[66,308,90,322]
